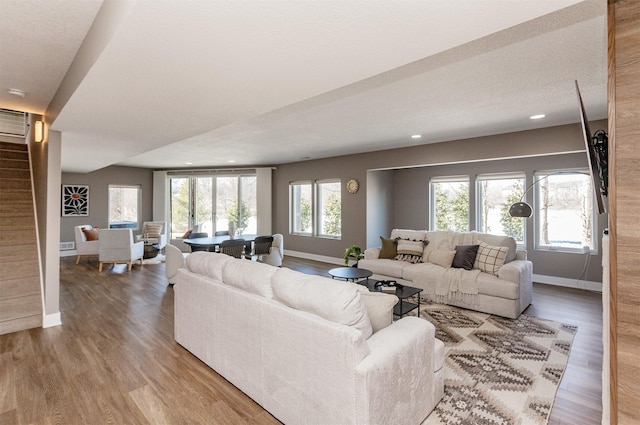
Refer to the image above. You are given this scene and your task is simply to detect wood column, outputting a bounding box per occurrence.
[608,0,640,423]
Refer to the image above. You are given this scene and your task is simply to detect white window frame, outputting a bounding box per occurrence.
[533,169,597,254]
[429,175,470,231]
[315,179,342,239]
[108,185,142,230]
[476,173,526,245]
[289,180,313,236]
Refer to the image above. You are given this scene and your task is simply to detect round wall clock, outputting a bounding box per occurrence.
[346,178,359,194]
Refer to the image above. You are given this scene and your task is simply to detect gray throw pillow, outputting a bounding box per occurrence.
[452,244,480,270]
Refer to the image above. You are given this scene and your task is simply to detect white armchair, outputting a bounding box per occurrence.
[74,225,100,264]
[262,233,284,267]
[136,221,168,248]
[99,229,145,272]
[165,243,187,284]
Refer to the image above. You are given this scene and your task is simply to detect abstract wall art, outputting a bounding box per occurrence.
[62,185,89,216]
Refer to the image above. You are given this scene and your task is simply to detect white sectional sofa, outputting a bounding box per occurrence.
[174,252,445,425]
[359,229,533,319]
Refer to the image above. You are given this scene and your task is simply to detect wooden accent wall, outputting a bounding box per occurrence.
[608,1,640,423]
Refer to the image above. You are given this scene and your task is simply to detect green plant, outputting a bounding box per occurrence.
[343,245,362,265]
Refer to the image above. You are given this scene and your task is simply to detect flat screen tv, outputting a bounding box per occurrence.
[575,80,608,214]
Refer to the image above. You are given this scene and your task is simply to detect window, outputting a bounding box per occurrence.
[290,181,312,235]
[169,175,256,237]
[290,179,342,238]
[316,180,341,238]
[108,185,141,229]
[430,176,469,231]
[477,174,525,244]
[535,170,594,251]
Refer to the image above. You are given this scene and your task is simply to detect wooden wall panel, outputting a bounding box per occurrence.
[608,0,640,423]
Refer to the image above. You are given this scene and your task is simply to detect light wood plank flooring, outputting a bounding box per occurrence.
[0,256,602,424]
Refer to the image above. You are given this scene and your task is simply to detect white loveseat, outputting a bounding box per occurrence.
[174,252,445,425]
[359,229,533,319]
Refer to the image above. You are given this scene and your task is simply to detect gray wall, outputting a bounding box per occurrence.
[60,166,154,244]
[273,120,607,283]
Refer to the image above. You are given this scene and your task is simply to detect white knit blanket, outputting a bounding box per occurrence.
[415,267,481,304]
[416,231,481,304]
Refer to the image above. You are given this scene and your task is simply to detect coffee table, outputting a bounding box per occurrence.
[328,267,372,282]
[358,279,423,318]
[143,243,160,259]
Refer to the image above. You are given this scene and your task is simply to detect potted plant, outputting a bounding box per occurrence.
[343,245,363,266]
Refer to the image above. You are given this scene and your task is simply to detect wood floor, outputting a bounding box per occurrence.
[0,255,603,424]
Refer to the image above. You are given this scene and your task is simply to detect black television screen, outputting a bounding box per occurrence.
[575,80,608,215]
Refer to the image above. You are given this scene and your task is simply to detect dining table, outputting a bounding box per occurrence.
[182,234,258,252]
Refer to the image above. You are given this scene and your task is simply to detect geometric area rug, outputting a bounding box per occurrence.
[409,303,577,425]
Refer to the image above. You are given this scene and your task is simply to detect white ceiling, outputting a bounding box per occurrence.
[0,0,607,173]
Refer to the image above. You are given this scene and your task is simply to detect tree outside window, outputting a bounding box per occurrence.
[477,175,525,244]
[108,185,140,229]
[536,171,594,250]
[431,178,469,232]
[317,180,341,237]
[291,182,312,234]
[289,180,341,238]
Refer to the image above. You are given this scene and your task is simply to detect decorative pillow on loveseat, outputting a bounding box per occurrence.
[428,249,456,268]
[474,241,508,275]
[379,236,398,259]
[395,239,428,263]
[452,244,480,270]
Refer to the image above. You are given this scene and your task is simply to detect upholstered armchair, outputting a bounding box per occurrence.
[99,229,145,272]
[136,221,167,248]
[165,243,186,284]
[74,225,100,264]
[170,224,204,253]
[262,233,284,267]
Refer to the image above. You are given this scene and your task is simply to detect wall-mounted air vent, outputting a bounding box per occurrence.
[0,108,27,138]
[60,242,75,251]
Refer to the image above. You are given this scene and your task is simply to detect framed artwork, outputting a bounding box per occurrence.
[62,185,89,216]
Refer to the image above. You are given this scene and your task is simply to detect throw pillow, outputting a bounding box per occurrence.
[379,236,398,259]
[144,223,163,239]
[474,241,508,276]
[452,244,480,270]
[82,227,99,241]
[355,287,398,333]
[395,239,428,263]
[181,229,192,239]
[428,249,456,268]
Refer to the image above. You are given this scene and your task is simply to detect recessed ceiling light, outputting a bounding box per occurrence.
[530,114,546,120]
[7,88,25,98]
[185,162,193,165]
[228,160,235,163]
[411,134,422,139]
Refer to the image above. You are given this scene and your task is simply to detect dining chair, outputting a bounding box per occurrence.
[214,230,229,236]
[219,238,246,259]
[244,235,274,262]
[262,233,284,267]
[188,232,210,252]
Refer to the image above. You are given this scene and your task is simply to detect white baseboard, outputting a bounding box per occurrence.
[532,274,602,293]
[60,249,76,258]
[285,251,603,293]
[42,312,62,328]
[284,250,344,266]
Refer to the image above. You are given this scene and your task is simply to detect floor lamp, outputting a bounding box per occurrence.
[509,171,589,218]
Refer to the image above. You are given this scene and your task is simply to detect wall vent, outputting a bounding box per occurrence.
[0,108,27,138]
[60,241,75,251]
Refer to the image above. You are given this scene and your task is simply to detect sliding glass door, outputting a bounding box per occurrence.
[169,175,256,238]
